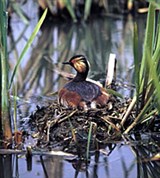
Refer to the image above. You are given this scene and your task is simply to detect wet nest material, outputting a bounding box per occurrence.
[29,96,133,155]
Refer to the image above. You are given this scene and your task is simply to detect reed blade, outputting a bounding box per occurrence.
[64,0,77,22]
[84,0,92,21]
[11,1,29,24]
[139,3,155,88]
[9,8,48,89]
[0,0,9,108]
[0,0,12,142]
[133,23,140,114]
[86,122,93,161]
[126,2,160,132]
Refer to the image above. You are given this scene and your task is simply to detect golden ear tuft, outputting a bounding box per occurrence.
[74,60,86,72]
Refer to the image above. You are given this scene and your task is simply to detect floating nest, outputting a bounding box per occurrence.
[29,96,133,155]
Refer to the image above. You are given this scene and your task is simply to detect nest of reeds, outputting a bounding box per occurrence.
[28,95,133,155]
[28,54,134,155]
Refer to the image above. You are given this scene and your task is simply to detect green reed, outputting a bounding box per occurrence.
[0,0,9,110]
[10,1,29,25]
[64,0,77,22]
[0,0,12,141]
[9,9,48,88]
[86,122,94,162]
[0,2,47,141]
[136,2,160,112]
[84,0,92,21]
[64,0,92,21]
[124,2,160,133]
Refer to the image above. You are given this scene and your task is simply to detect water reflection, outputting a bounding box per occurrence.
[6,3,152,178]
[10,17,128,123]
[8,14,146,121]
[0,137,160,178]
[8,13,143,99]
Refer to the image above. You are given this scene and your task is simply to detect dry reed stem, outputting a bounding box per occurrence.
[120,95,136,127]
[101,116,120,131]
[105,53,116,87]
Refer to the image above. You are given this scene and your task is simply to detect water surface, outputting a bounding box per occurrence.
[6,2,160,178]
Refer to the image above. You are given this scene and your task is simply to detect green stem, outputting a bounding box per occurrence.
[86,122,93,161]
[0,0,12,142]
[0,0,9,108]
[9,8,48,88]
[84,0,92,21]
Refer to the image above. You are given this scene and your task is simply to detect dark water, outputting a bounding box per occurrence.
[11,145,137,178]
[4,1,160,178]
[8,1,141,100]
[1,133,160,178]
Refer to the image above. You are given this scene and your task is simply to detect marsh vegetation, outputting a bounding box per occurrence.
[0,0,160,178]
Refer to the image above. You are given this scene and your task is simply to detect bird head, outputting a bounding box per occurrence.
[63,55,90,74]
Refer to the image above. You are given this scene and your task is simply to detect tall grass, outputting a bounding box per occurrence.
[84,0,92,21]
[86,122,93,161]
[10,1,29,24]
[9,9,48,88]
[0,0,9,110]
[0,2,47,144]
[0,0,12,142]
[124,2,160,134]
[64,0,77,22]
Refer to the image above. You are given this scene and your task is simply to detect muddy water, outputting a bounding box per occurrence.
[5,1,160,178]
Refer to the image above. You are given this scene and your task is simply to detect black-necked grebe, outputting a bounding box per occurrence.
[58,55,110,110]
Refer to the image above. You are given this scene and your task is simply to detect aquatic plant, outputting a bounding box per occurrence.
[0,0,12,144]
[9,9,48,88]
[123,2,160,133]
[0,3,47,145]
[38,0,107,21]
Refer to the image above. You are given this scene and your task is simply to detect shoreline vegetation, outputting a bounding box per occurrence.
[0,0,160,164]
[37,0,149,21]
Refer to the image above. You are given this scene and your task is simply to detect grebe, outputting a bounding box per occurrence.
[58,55,110,110]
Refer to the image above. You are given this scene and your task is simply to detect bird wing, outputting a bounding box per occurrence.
[64,81,101,102]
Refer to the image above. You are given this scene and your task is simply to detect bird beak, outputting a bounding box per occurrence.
[63,61,71,65]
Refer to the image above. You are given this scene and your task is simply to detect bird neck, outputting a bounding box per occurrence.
[73,72,88,82]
